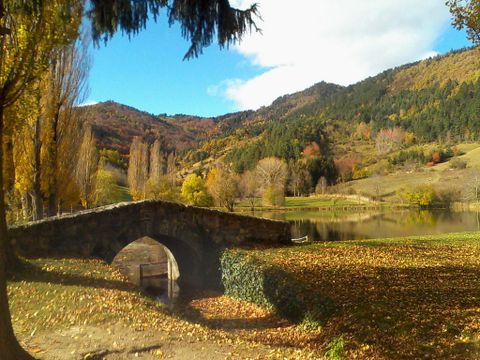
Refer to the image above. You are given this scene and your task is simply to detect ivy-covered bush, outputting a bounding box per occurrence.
[220,250,334,322]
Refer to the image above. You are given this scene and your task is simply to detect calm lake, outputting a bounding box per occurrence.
[249,209,480,241]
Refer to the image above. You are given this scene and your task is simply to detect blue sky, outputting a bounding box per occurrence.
[85,1,472,117]
[87,19,263,116]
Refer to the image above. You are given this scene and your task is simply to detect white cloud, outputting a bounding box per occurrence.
[215,0,451,110]
[78,100,99,107]
[207,79,244,97]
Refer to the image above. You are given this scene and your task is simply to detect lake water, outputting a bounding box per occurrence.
[249,209,480,241]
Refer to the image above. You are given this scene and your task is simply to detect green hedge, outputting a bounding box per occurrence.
[220,250,334,323]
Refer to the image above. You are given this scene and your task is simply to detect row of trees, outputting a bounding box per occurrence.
[127,137,177,201]
[1,16,98,224]
[0,1,88,357]
[181,157,289,210]
[1,40,122,222]
[180,157,332,211]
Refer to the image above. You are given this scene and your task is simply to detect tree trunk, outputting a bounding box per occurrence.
[47,108,60,217]
[47,193,57,217]
[31,116,43,221]
[0,106,34,359]
[20,192,31,221]
[0,108,17,268]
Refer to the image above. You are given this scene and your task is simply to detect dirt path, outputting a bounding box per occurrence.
[24,321,307,360]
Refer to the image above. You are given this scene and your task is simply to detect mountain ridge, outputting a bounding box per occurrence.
[82,46,480,169]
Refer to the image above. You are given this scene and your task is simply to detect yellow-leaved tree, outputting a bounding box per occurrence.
[0,0,260,357]
[181,173,213,207]
[206,164,239,212]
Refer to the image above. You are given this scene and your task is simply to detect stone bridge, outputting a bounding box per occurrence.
[9,200,291,287]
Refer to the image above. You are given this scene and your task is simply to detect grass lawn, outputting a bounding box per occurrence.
[244,231,480,359]
[347,143,480,201]
[284,197,362,207]
[235,196,368,211]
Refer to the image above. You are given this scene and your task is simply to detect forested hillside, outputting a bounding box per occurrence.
[202,46,480,179]
[86,46,480,188]
[83,101,205,155]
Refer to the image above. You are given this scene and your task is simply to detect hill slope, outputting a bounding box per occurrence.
[84,47,480,175]
[216,46,480,173]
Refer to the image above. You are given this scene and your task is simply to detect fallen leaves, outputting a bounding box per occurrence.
[242,233,480,358]
[8,258,315,359]
[8,232,480,359]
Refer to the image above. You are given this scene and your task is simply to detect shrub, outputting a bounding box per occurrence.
[262,185,285,206]
[352,166,370,180]
[181,174,213,207]
[450,158,467,169]
[375,127,405,154]
[428,146,454,165]
[325,336,346,360]
[388,149,428,166]
[145,176,179,202]
[435,189,460,206]
[220,250,334,323]
[398,185,437,208]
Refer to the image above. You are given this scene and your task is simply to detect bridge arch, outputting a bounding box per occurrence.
[111,234,203,286]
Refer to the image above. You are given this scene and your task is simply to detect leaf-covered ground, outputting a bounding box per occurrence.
[245,232,480,359]
[8,231,480,359]
[8,259,317,359]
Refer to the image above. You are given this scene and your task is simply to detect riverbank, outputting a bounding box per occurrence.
[234,195,412,212]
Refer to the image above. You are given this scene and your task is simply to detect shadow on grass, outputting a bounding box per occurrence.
[9,259,135,293]
[298,264,480,359]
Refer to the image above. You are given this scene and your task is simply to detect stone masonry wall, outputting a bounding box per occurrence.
[9,200,291,260]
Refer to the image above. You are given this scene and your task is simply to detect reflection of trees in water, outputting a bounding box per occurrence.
[400,210,436,226]
[288,210,480,242]
[291,220,366,241]
[255,209,480,241]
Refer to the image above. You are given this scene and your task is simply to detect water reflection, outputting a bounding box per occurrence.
[112,237,184,307]
[141,276,180,307]
[252,209,480,241]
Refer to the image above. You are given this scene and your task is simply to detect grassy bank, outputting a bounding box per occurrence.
[234,196,394,212]
[223,232,480,359]
[8,232,480,359]
[345,144,480,202]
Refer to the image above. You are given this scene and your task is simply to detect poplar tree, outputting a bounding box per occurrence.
[75,126,99,208]
[149,138,166,183]
[42,38,90,215]
[127,136,150,200]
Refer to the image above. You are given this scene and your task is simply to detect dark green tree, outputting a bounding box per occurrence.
[88,0,260,59]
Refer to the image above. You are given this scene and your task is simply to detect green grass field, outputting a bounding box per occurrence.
[235,196,369,211]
